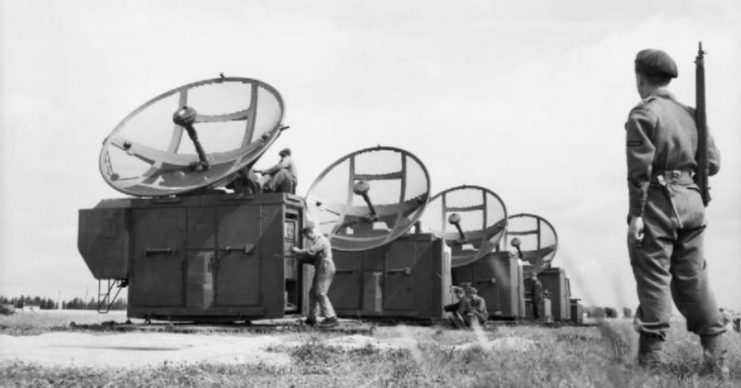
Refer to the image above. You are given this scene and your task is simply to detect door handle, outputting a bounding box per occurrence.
[145,247,175,256]
[387,267,412,275]
[477,278,497,285]
[221,243,255,254]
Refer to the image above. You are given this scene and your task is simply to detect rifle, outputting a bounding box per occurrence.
[694,42,711,206]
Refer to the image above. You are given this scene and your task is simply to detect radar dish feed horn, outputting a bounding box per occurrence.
[506,213,558,277]
[305,146,430,251]
[99,77,286,197]
[420,185,508,268]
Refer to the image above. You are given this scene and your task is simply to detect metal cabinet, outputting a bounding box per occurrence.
[452,252,525,319]
[80,193,305,322]
[539,267,571,321]
[328,233,451,320]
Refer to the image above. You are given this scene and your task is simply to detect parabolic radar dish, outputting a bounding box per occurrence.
[305,146,431,251]
[507,213,558,277]
[420,185,507,267]
[99,77,286,197]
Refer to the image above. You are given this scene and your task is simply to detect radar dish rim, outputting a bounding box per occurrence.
[98,76,285,197]
[304,145,431,252]
[425,184,508,268]
[506,212,559,277]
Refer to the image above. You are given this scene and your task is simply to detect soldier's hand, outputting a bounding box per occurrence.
[628,216,644,245]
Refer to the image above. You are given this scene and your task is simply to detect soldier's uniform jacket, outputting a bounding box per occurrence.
[264,156,298,178]
[625,89,720,217]
[531,278,543,302]
[296,234,333,267]
[469,295,488,317]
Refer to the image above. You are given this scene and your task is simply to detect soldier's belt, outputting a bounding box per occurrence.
[651,170,694,185]
[650,170,694,229]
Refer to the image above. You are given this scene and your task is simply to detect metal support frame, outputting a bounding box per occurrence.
[97,279,125,313]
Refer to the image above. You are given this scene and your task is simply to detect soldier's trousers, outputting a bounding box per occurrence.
[628,178,725,340]
[264,170,296,194]
[308,258,337,320]
[465,311,487,327]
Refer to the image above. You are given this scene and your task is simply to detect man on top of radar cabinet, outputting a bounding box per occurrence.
[291,221,338,327]
[255,147,297,194]
[624,48,726,377]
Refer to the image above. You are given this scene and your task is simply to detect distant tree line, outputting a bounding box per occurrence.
[0,295,127,310]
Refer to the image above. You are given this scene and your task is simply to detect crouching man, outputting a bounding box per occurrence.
[464,286,488,327]
[444,286,468,328]
[444,284,488,328]
[291,222,338,327]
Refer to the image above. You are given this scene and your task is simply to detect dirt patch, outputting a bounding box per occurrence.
[0,332,290,368]
[0,322,542,369]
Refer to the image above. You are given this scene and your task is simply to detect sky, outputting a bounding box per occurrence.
[1,0,739,311]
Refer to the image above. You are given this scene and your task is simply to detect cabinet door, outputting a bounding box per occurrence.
[474,256,502,313]
[328,250,361,310]
[215,205,261,306]
[131,208,185,306]
[383,241,416,311]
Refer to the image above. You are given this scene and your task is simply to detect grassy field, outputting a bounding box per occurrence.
[0,310,128,335]
[1,311,739,387]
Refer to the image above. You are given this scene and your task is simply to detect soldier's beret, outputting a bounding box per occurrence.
[635,49,678,78]
[279,148,292,156]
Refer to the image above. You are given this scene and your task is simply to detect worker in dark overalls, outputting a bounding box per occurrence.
[291,221,337,327]
[531,273,544,321]
[625,48,726,376]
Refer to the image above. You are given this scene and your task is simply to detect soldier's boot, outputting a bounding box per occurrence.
[700,334,729,380]
[320,317,338,327]
[637,333,666,368]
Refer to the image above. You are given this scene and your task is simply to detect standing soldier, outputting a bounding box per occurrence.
[625,48,726,376]
[530,273,544,321]
[292,221,338,327]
